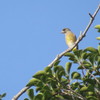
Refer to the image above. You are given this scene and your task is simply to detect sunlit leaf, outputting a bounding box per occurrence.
[71,72,81,79]
[65,62,72,74]
[36,87,42,92]
[81,52,88,59]
[44,66,53,77]
[26,78,41,86]
[44,66,51,72]
[98,45,100,55]
[54,60,60,66]
[61,78,69,84]
[34,93,43,100]
[80,86,88,92]
[84,47,98,53]
[27,89,34,100]
[57,70,66,80]
[64,52,75,57]
[96,37,100,40]
[33,71,46,79]
[53,66,64,73]
[87,96,97,100]
[95,25,100,29]
[55,95,64,99]
[87,91,94,96]
[73,50,83,58]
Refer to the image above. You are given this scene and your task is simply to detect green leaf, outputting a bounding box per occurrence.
[84,47,98,53]
[88,84,94,91]
[96,37,100,40]
[64,52,75,58]
[87,91,94,96]
[71,72,81,79]
[95,25,100,32]
[42,85,51,91]
[50,79,57,89]
[27,89,34,100]
[53,65,64,73]
[33,71,46,79]
[73,50,83,58]
[57,70,66,80]
[64,52,78,63]
[36,87,42,92]
[53,60,60,66]
[87,96,97,100]
[34,93,43,100]
[82,61,91,69]
[80,86,88,92]
[98,29,100,32]
[84,64,91,68]
[69,57,78,63]
[55,95,64,99]
[98,45,100,54]
[88,54,98,65]
[81,52,87,59]
[95,25,100,29]
[0,93,6,99]
[26,78,41,86]
[83,78,95,85]
[78,65,84,69]
[43,90,52,100]
[71,82,80,89]
[65,62,72,74]
[61,78,69,84]
[54,65,66,81]
[44,66,51,72]
[44,66,52,77]
[24,98,29,100]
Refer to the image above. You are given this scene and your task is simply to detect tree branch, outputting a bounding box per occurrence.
[12,86,31,100]
[78,61,100,84]
[48,4,100,67]
[12,4,100,100]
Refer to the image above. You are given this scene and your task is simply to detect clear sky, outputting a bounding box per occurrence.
[0,0,100,100]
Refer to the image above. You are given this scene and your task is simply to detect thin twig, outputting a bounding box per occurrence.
[62,90,86,100]
[62,85,87,100]
[78,61,100,84]
[12,4,100,100]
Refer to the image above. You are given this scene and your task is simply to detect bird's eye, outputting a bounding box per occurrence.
[63,29,66,31]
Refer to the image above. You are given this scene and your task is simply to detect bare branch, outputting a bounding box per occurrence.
[12,4,100,100]
[48,4,100,67]
[12,86,30,100]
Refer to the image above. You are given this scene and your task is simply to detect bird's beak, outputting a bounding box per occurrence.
[61,31,64,34]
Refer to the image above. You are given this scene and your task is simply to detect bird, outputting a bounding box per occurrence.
[61,28,78,50]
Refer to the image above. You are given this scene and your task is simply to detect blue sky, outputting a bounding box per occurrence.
[0,0,100,100]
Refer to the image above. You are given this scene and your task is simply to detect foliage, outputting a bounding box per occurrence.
[26,45,100,100]
[95,25,100,33]
[95,25,100,40]
[2,24,100,100]
[0,93,6,100]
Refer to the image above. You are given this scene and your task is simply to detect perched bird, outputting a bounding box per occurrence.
[61,28,78,50]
